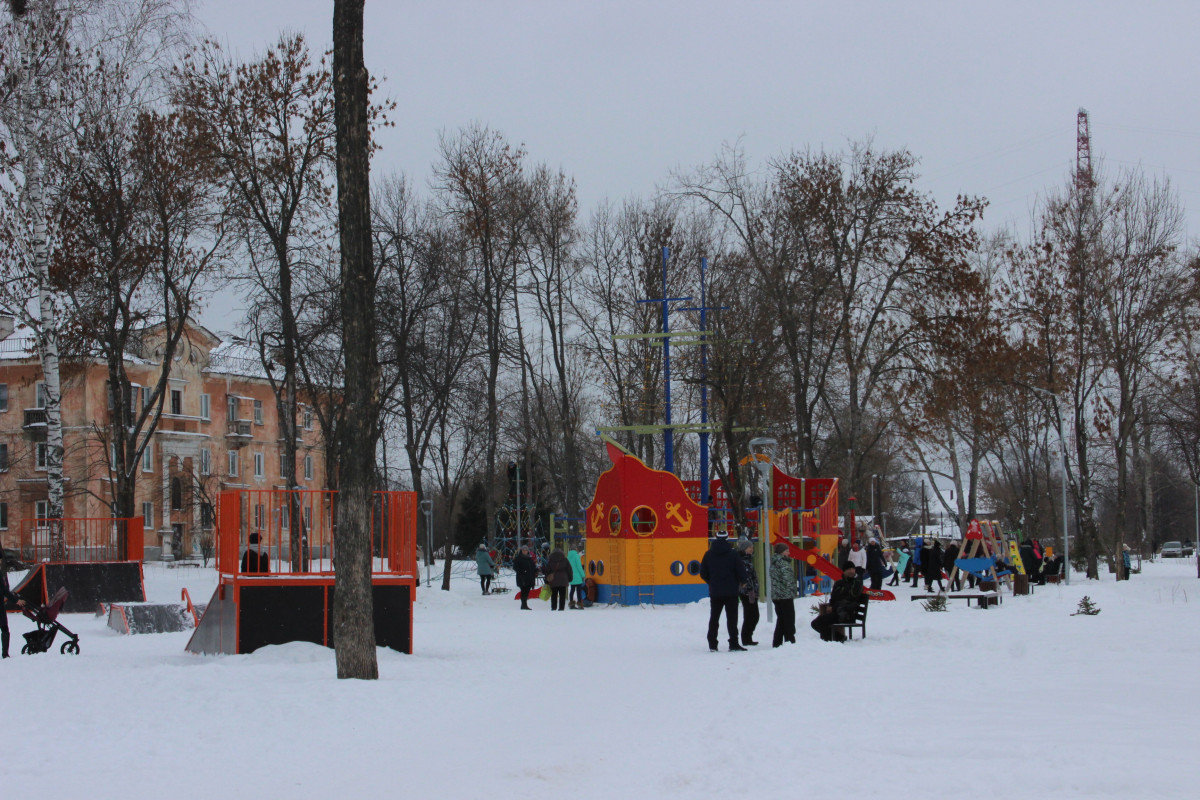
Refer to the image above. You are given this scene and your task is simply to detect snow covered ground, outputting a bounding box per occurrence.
[4,558,1198,799]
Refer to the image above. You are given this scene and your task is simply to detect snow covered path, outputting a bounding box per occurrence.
[3,560,1196,798]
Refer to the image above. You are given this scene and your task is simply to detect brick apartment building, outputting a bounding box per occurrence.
[0,317,328,560]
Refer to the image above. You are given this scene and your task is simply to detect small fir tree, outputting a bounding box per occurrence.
[922,595,949,612]
[1071,595,1101,616]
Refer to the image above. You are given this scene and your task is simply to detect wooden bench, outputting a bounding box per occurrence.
[832,595,870,640]
[911,592,1002,608]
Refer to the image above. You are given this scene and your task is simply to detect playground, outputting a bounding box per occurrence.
[2,555,1197,799]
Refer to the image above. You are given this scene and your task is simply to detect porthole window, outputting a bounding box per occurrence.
[608,505,621,535]
[669,560,684,577]
[588,559,596,576]
[686,560,701,576]
[596,560,605,577]
[630,506,658,536]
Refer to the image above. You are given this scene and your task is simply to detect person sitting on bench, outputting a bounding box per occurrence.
[811,563,863,642]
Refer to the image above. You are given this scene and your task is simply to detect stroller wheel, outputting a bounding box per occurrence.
[61,640,79,655]
[21,644,31,655]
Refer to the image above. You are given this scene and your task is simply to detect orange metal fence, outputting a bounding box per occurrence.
[215,489,417,578]
[18,518,143,563]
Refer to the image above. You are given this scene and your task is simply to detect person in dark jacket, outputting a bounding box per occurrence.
[811,564,864,641]
[865,538,886,591]
[544,546,572,610]
[513,545,538,610]
[699,531,749,652]
[1020,539,1043,586]
[769,543,798,647]
[475,542,496,595]
[836,537,851,571]
[240,533,270,574]
[924,540,945,592]
[943,541,961,591]
[736,539,760,646]
[1,552,27,658]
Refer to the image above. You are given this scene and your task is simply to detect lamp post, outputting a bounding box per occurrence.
[1028,385,1070,586]
[419,498,433,587]
[749,437,776,623]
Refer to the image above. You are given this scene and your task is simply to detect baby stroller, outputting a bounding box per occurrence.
[21,586,80,655]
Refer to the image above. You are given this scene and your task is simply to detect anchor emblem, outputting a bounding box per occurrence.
[664,502,693,533]
[589,502,605,534]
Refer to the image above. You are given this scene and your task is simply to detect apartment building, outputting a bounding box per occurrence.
[0,318,328,560]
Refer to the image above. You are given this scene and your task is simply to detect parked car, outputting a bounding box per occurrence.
[1160,541,1185,558]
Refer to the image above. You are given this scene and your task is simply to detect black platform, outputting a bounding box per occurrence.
[7,562,146,613]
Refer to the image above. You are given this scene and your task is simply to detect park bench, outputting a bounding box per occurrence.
[910,591,1002,608]
[832,594,870,640]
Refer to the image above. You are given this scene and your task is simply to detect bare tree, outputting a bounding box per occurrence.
[331,0,378,680]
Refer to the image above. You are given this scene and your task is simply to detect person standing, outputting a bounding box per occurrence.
[544,546,571,610]
[240,532,270,574]
[567,545,585,608]
[943,540,961,591]
[925,540,945,592]
[736,539,760,646]
[513,545,537,610]
[848,540,867,573]
[1,552,27,658]
[910,536,924,588]
[865,538,886,591]
[769,543,798,647]
[475,542,496,595]
[699,531,748,652]
[1121,544,1132,580]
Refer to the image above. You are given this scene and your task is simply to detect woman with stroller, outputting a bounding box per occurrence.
[1,552,26,658]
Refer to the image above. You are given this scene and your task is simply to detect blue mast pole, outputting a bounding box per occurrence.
[661,246,674,474]
[699,257,710,505]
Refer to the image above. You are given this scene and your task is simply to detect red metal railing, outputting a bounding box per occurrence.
[215,489,417,578]
[18,518,143,563]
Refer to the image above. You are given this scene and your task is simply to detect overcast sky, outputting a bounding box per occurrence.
[192,0,1200,330]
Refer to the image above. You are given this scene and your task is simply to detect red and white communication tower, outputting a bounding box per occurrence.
[1075,107,1092,190]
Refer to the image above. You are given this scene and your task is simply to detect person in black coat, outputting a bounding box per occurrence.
[1020,539,1043,586]
[240,533,270,574]
[736,539,760,646]
[513,545,538,610]
[924,540,945,592]
[544,547,571,611]
[699,531,749,652]
[943,541,961,591]
[865,538,886,591]
[1,552,27,658]
[811,564,864,641]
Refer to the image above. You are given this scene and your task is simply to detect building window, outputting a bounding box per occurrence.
[200,393,211,420]
[142,501,153,529]
[36,442,47,470]
[110,443,117,470]
[199,448,211,476]
[0,383,7,412]
[254,399,264,425]
[254,503,266,529]
[200,502,213,530]
[106,381,113,411]
[303,506,312,531]
[171,477,183,511]
[36,500,48,521]
[228,450,239,477]
[36,382,47,408]
[227,396,237,422]
[303,406,313,431]
[279,452,286,477]
[130,385,141,414]
[0,443,7,472]
[0,502,7,530]
[304,454,313,481]
[142,442,153,472]
[253,451,264,479]
[170,389,183,415]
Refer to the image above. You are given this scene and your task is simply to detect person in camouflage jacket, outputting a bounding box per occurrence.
[768,543,798,647]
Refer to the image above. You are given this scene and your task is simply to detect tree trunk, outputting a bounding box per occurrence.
[332,0,378,680]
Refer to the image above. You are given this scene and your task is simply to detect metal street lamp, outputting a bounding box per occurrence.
[419,499,433,587]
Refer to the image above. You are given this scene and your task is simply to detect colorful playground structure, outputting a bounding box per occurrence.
[185,489,418,655]
[583,441,851,605]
